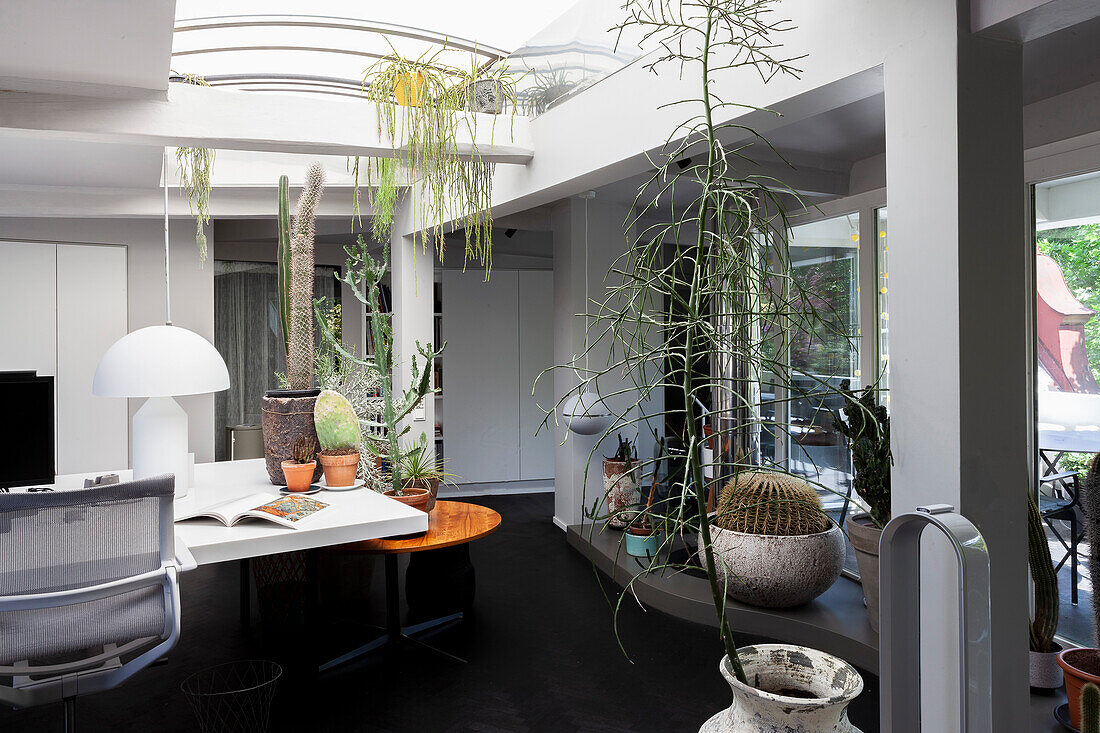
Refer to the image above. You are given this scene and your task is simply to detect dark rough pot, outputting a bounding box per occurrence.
[847,513,883,633]
[261,390,322,485]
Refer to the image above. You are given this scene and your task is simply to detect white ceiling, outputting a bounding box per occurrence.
[0,136,163,189]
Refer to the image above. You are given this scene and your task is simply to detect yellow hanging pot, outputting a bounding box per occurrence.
[392,71,425,107]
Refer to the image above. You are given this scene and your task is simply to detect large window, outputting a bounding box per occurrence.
[876,207,889,406]
[1033,171,1100,644]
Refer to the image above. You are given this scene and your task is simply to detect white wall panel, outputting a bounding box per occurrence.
[518,270,554,480]
[0,241,57,377]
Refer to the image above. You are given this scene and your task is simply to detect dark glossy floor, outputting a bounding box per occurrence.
[1,493,879,732]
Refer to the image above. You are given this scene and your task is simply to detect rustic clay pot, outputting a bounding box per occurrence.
[261,390,322,485]
[699,646,864,733]
[1030,642,1064,692]
[319,451,359,487]
[602,458,639,529]
[385,486,431,513]
[706,523,845,608]
[847,513,883,633]
[404,477,440,511]
[281,461,316,492]
[1059,648,1100,729]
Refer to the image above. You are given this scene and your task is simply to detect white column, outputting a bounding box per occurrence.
[885,0,1028,728]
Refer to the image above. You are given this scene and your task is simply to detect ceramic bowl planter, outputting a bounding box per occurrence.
[846,513,883,632]
[281,460,317,492]
[467,79,505,114]
[706,524,845,608]
[1030,641,1064,692]
[318,450,359,487]
[261,389,323,485]
[385,486,432,513]
[392,71,425,107]
[1059,648,1100,729]
[625,525,659,557]
[602,459,640,529]
[700,646,864,733]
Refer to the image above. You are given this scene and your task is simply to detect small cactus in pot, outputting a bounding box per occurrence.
[314,389,361,487]
[603,433,639,529]
[281,435,318,492]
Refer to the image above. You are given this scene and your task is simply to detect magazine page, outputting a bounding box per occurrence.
[238,494,330,528]
[176,492,276,526]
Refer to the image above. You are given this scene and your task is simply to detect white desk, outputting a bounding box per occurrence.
[52,458,428,566]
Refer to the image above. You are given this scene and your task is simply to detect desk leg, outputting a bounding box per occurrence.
[239,558,250,630]
[385,554,400,640]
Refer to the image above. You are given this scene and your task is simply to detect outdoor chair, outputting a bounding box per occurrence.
[1039,470,1085,605]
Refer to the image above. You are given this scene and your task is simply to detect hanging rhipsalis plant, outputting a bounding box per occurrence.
[285,163,325,390]
[353,43,519,276]
[315,236,444,495]
[538,0,861,685]
[170,72,215,264]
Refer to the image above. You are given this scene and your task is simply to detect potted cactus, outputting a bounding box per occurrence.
[1028,490,1062,691]
[281,435,318,492]
[1061,453,1100,724]
[603,433,639,529]
[705,471,844,608]
[261,166,326,484]
[832,385,891,632]
[1083,682,1100,733]
[314,390,362,487]
[625,482,660,557]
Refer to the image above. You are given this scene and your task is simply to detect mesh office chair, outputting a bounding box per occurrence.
[0,475,195,731]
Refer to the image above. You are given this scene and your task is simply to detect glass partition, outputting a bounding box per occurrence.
[876,207,889,406]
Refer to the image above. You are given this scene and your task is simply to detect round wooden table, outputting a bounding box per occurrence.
[319,500,501,672]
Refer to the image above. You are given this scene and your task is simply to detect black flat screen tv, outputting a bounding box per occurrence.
[0,371,54,488]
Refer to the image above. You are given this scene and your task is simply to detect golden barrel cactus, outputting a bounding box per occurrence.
[715,471,830,536]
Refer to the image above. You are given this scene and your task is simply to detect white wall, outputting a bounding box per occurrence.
[0,218,217,465]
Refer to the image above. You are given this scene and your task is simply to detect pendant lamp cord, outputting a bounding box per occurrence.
[583,194,589,373]
[162,149,173,326]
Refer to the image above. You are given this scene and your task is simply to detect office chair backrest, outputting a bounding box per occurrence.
[0,475,175,666]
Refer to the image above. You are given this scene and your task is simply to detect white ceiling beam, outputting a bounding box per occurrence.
[0,84,533,163]
[972,0,1099,41]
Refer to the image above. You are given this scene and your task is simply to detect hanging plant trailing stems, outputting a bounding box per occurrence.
[170,72,215,265]
[351,42,520,276]
[535,0,863,685]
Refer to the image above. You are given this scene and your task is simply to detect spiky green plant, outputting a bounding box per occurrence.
[1084,682,1100,733]
[290,434,318,464]
[171,72,215,264]
[832,386,891,528]
[314,235,444,495]
[1027,491,1060,653]
[286,163,325,390]
[536,0,866,685]
[276,174,292,360]
[1082,452,1100,644]
[314,389,362,452]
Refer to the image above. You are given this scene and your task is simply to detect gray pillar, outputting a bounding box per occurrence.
[885,0,1027,729]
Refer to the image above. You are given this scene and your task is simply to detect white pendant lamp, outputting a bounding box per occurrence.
[562,191,612,436]
[93,151,229,498]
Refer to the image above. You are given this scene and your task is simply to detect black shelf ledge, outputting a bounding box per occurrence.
[566,523,880,674]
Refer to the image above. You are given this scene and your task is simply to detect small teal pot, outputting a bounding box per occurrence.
[625,529,660,557]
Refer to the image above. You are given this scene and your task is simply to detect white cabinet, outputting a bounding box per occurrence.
[0,241,128,473]
[441,268,554,485]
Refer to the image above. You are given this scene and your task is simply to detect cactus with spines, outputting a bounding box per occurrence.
[1028,491,1059,653]
[276,174,292,361]
[314,390,361,452]
[715,471,830,536]
[286,163,325,390]
[290,434,318,465]
[1083,682,1100,733]
[1083,453,1100,645]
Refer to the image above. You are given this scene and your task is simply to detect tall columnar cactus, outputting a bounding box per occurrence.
[1083,682,1100,733]
[276,174,292,361]
[1083,453,1100,645]
[286,163,325,390]
[1028,491,1059,653]
[832,386,892,528]
[314,390,361,451]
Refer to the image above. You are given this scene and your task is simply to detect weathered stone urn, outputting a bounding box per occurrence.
[260,389,322,485]
[699,646,864,733]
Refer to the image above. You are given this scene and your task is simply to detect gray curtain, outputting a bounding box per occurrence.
[213,261,338,461]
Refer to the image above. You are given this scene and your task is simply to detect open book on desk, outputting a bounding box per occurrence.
[176,492,329,529]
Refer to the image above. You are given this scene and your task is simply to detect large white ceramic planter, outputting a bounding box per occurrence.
[705,524,845,608]
[700,646,864,733]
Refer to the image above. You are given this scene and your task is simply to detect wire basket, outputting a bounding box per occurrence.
[181,660,282,733]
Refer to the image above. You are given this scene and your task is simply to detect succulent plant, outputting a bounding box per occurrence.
[715,471,831,536]
[286,163,325,390]
[1083,453,1100,644]
[1084,682,1100,733]
[314,389,362,452]
[290,434,318,465]
[1028,491,1059,653]
[832,386,891,528]
[276,174,292,360]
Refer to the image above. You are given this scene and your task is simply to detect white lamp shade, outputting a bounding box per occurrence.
[93,325,230,397]
[561,390,612,436]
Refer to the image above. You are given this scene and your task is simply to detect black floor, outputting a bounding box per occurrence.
[1,493,878,732]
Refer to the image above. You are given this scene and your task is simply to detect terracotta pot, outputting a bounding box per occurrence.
[602,459,640,529]
[706,524,845,608]
[1030,641,1064,692]
[319,451,359,487]
[403,477,440,511]
[700,647,864,732]
[384,486,431,513]
[1059,648,1100,729]
[847,513,883,633]
[261,391,322,485]
[281,461,317,492]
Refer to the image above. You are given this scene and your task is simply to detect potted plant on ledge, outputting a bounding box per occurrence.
[603,434,639,529]
[314,389,362,488]
[281,435,318,492]
[1028,490,1062,692]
